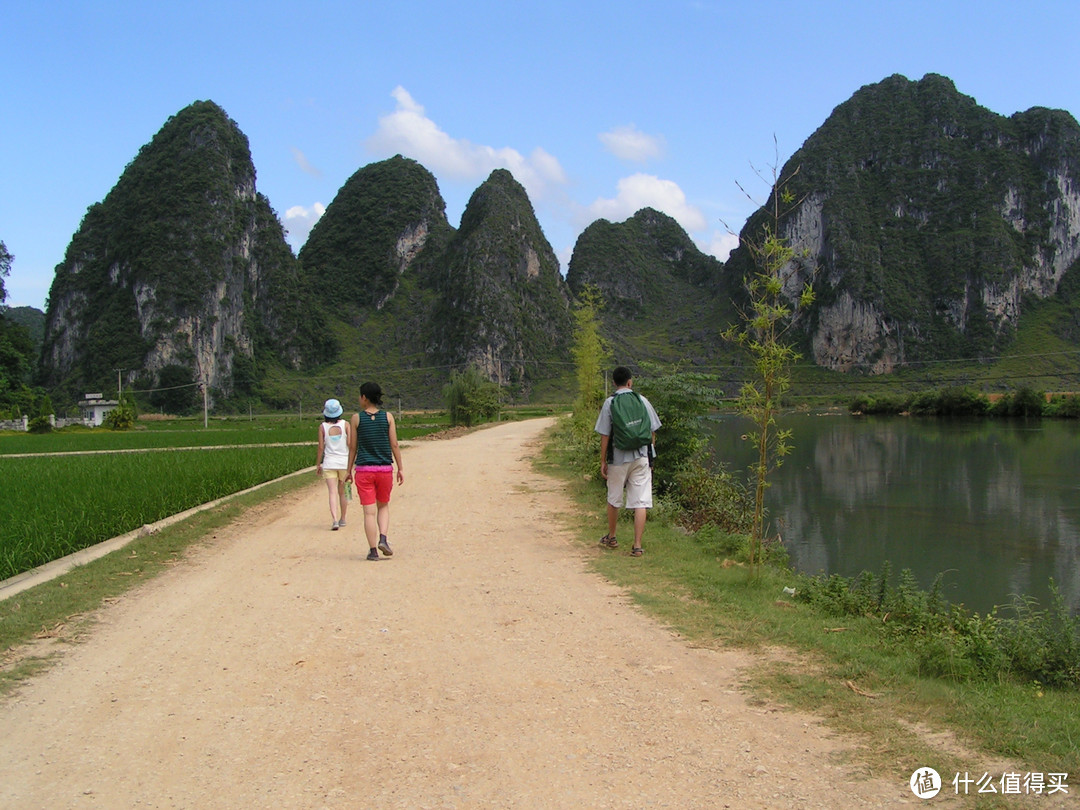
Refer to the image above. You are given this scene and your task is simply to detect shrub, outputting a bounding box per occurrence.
[671,461,751,534]
[908,387,988,416]
[1008,387,1045,418]
[635,369,717,494]
[1046,394,1080,418]
[103,396,138,430]
[997,585,1080,688]
[936,386,989,416]
[27,415,52,433]
[991,387,1045,418]
[797,565,1080,688]
[442,366,500,427]
[849,394,908,415]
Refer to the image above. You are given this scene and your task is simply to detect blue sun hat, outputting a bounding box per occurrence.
[323,398,343,419]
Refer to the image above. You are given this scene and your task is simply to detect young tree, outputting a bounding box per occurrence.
[723,147,816,571]
[570,285,610,439]
[0,240,11,305]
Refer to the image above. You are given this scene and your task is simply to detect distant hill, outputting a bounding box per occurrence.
[6,306,44,352]
[567,208,736,369]
[291,162,574,405]
[427,169,574,388]
[299,155,453,312]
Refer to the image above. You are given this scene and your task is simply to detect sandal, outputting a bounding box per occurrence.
[630,547,643,557]
[599,534,618,549]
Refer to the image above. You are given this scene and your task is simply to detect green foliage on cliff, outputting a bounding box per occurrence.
[299,155,454,310]
[567,208,736,369]
[0,240,39,410]
[5,306,44,352]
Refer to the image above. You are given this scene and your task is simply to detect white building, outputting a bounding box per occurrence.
[78,394,119,427]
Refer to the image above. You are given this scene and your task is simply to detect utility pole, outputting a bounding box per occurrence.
[113,368,126,399]
[202,380,208,428]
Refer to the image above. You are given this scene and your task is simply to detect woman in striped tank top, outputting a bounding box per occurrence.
[349,381,405,561]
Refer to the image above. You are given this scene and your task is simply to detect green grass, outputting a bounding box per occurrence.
[535,417,1080,788]
[0,446,313,579]
[0,410,457,455]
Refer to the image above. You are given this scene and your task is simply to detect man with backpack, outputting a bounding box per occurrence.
[594,366,662,557]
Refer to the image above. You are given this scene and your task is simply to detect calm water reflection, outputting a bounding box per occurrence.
[710,413,1080,615]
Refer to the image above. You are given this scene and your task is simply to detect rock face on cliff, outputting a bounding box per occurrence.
[427,169,573,386]
[39,101,328,400]
[726,73,1080,372]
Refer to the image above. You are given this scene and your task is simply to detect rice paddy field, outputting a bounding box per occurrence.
[0,412,456,582]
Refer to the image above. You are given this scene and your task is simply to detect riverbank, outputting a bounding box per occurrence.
[540,415,1079,797]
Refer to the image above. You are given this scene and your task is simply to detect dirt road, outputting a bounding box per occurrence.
[0,418,914,808]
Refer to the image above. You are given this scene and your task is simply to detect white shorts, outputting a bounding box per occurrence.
[606,456,653,509]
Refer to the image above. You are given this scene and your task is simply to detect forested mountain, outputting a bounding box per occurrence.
[427,169,573,387]
[294,161,573,402]
[6,307,44,354]
[30,75,1080,412]
[725,73,1080,373]
[38,101,330,404]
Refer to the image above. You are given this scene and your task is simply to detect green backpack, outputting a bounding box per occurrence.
[610,390,653,451]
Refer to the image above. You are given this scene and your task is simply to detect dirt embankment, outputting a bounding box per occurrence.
[0,418,919,808]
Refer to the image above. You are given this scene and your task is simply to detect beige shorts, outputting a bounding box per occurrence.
[606,456,653,509]
[322,468,350,481]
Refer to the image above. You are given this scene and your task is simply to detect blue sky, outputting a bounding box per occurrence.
[3,1,1078,311]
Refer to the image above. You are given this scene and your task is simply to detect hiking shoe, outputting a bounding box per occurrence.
[337,518,346,527]
[366,548,380,562]
[331,521,339,531]
[378,537,393,557]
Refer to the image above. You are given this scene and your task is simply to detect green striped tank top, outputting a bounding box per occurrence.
[354,409,393,467]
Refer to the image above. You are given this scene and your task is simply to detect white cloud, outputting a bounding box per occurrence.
[700,229,740,262]
[583,174,707,234]
[366,86,567,200]
[291,147,322,178]
[283,202,325,250]
[598,124,665,163]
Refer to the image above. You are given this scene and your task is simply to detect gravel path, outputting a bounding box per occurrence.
[0,418,919,808]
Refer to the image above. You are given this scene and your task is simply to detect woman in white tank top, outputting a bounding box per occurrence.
[316,398,352,530]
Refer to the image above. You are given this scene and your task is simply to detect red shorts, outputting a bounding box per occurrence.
[354,469,393,505]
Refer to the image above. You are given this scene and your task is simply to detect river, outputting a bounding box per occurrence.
[710,412,1080,615]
